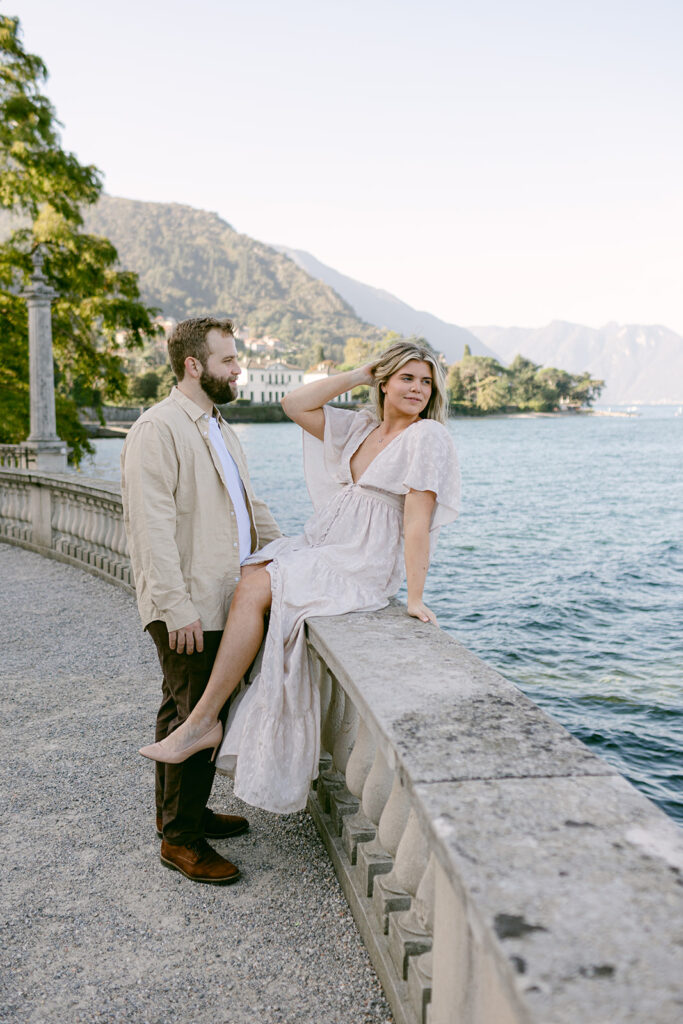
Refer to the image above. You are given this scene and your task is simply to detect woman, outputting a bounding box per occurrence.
[139,340,460,813]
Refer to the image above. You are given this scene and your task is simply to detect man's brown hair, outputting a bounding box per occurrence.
[167,317,235,380]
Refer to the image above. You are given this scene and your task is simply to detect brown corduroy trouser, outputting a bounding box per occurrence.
[146,620,230,846]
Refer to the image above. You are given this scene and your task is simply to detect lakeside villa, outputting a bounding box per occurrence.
[236,359,354,404]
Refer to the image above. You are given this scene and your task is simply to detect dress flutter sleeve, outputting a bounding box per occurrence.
[399,419,460,532]
[302,405,376,512]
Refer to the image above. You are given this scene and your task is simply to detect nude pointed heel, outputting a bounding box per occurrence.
[139,721,224,765]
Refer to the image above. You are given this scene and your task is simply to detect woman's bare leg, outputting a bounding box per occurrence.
[153,566,272,755]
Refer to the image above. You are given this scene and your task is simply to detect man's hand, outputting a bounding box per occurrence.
[169,619,204,654]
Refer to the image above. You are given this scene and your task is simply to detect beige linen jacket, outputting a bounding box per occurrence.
[120,387,281,631]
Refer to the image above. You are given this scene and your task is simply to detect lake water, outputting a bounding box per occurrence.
[76,408,683,824]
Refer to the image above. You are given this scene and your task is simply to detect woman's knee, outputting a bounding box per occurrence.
[233,567,272,612]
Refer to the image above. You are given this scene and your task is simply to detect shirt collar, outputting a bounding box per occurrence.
[170,385,221,424]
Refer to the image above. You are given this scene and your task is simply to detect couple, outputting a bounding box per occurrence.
[121,316,459,885]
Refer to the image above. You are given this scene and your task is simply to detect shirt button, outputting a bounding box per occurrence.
[233,542,237,547]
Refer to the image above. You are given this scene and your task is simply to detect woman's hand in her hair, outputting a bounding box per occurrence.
[358,362,378,385]
[407,599,438,626]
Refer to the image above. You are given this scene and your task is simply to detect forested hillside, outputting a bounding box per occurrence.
[80,196,378,352]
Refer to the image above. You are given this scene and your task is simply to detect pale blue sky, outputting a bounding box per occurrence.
[7,0,683,331]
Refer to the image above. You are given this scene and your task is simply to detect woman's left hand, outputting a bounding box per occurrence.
[407,599,438,625]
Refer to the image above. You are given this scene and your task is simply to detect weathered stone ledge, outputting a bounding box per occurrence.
[306,607,683,1024]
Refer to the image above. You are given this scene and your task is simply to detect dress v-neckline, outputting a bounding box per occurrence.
[348,419,412,485]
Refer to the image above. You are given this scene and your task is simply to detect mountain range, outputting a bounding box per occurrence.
[273,245,496,362]
[2,195,682,402]
[468,322,683,405]
[273,246,683,404]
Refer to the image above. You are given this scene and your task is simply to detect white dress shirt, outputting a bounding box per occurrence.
[208,415,252,564]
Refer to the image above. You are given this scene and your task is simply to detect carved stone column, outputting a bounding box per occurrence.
[22,247,67,471]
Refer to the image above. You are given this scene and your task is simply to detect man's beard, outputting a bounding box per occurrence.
[199,369,237,405]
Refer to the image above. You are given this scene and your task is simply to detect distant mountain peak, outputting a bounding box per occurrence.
[467,321,683,404]
[273,245,498,362]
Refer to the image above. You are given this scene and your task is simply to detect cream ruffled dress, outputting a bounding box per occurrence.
[215,405,460,813]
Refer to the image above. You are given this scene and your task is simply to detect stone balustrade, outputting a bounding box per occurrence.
[0,467,132,590]
[306,608,683,1024]
[1,466,682,1024]
[0,443,33,469]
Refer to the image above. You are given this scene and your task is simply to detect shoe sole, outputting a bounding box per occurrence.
[160,855,241,885]
[156,822,249,840]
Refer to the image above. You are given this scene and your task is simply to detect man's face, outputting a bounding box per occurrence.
[198,329,241,404]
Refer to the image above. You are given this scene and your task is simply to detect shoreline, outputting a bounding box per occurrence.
[81,403,607,437]
[80,401,681,437]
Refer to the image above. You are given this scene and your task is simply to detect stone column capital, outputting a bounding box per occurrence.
[21,246,58,303]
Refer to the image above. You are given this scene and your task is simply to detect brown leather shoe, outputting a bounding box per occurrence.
[204,809,249,839]
[160,838,241,885]
[155,808,249,839]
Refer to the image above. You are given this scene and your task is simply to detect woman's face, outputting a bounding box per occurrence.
[382,359,433,417]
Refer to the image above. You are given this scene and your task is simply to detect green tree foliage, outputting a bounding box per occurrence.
[0,17,100,218]
[447,350,604,414]
[343,336,374,365]
[0,15,157,461]
[448,352,509,411]
[130,370,161,403]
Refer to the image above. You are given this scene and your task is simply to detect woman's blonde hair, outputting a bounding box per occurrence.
[371,340,448,424]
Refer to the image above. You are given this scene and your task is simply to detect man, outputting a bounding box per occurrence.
[121,317,280,885]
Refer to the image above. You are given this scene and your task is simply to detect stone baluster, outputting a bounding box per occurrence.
[2,481,17,529]
[63,494,79,556]
[81,496,95,560]
[115,514,129,558]
[316,674,348,813]
[332,693,359,773]
[373,802,427,934]
[79,495,93,559]
[92,498,107,556]
[75,495,89,558]
[110,515,128,576]
[355,752,403,897]
[2,482,12,531]
[69,495,85,559]
[90,497,103,557]
[320,666,341,756]
[392,854,437,1023]
[377,773,412,858]
[99,504,117,572]
[53,492,69,553]
[341,730,384,865]
[345,718,375,799]
[328,696,360,834]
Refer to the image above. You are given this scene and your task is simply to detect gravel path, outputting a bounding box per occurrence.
[1,544,393,1024]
